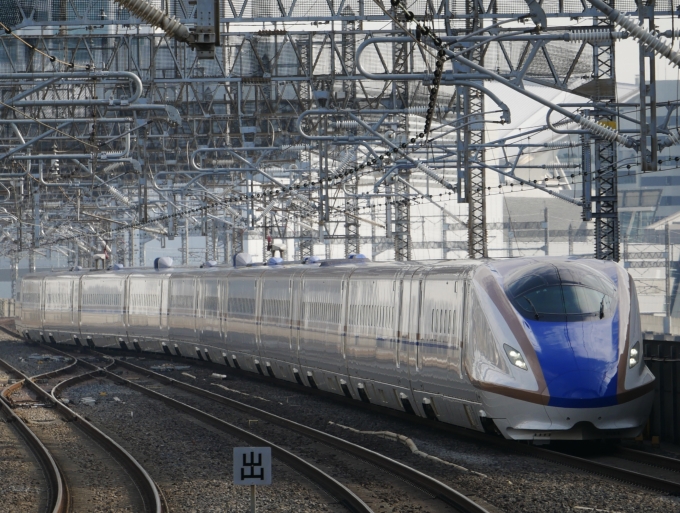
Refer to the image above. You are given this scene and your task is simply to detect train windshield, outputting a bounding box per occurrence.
[506,263,616,321]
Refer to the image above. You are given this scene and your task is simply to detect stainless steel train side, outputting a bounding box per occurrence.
[16,261,486,431]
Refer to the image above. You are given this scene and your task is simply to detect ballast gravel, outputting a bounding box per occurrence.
[65,378,347,513]
[128,356,680,513]
[0,368,46,513]
[0,337,73,376]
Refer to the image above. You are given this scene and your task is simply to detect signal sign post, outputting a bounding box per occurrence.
[233,447,272,513]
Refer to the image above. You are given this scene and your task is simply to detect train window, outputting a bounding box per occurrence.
[428,308,454,335]
[506,262,616,321]
[563,286,611,315]
[263,298,289,320]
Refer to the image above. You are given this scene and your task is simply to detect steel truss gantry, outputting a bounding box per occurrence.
[0,0,677,278]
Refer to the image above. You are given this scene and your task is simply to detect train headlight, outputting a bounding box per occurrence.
[629,341,640,368]
[504,344,528,370]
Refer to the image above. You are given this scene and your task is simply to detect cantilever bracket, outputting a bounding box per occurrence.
[522,0,547,30]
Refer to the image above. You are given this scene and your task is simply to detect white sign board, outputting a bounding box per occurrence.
[233,447,272,485]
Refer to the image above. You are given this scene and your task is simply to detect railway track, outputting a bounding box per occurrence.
[41,343,492,513]
[0,355,165,513]
[557,445,680,491]
[0,367,66,513]
[73,345,680,500]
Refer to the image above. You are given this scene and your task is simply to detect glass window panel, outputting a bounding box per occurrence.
[521,286,565,314]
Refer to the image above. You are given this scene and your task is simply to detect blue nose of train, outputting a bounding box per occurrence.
[545,370,618,404]
[527,317,620,408]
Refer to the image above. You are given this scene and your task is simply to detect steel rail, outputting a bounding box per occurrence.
[0,356,165,513]
[107,356,490,513]
[615,447,680,473]
[56,355,374,513]
[532,446,680,495]
[0,371,68,513]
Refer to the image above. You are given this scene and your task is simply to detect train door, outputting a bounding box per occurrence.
[397,267,420,381]
[159,275,169,335]
[199,271,221,347]
[258,267,299,382]
[76,275,83,337]
[70,277,78,334]
[40,276,45,333]
[404,267,428,385]
[168,274,198,345]
[123,274,131,337]
[297,267,349,391]
[223,268,265,372]
[219,273,230,348]
[345,267,401,386]
[290,269,303,374]
[416,272,469,397]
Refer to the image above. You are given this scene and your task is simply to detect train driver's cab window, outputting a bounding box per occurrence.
[506,263,616,322]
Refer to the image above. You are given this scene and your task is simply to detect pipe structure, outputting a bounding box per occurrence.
[0,122,73,160]
[0,71,144,106]
[298,109,455,190]
[443,48,637,148]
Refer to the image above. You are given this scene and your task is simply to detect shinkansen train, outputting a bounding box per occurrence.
[16,256,655,441]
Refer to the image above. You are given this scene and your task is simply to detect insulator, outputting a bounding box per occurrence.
[102,162,126,173]
[608,9,680,67]
[93,174,131,206]
[662,30,680,38]
[415,161,450,188]
[577,116,632,147]
[407,106,429,114]
[283,144,310,151]
[332,120,359,129]
[567,30,626,43]
[659,130,680,150]
[542,164,580,169]
[113,0,191,43]
[542,142,576,148]
[335,152,355,173]
[107,185,131,206]
[253,198,279,224]
[225,206,241,218]
[211,159,234,166]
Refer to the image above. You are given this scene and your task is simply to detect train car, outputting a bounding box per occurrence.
[16,256,655,442]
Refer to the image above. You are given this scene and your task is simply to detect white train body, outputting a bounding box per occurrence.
[16,257,655,441]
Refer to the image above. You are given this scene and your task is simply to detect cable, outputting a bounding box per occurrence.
[0,21,92,70]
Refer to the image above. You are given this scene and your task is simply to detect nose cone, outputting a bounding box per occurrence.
[546,370,618,408]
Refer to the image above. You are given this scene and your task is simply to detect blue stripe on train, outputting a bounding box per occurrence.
[525,310,620,408]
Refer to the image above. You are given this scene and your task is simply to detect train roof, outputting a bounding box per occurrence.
[24,256,621,282]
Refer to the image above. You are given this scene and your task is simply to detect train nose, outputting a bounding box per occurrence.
[546,369,617,408]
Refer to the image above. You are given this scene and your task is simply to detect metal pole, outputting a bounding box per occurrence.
[544,207,549,256]
[139,232,145,267]
[129,227,135,268]
[666,223,671,322]
[183,216,189,265]
[442,210,446,259]
[250,484,256,513]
